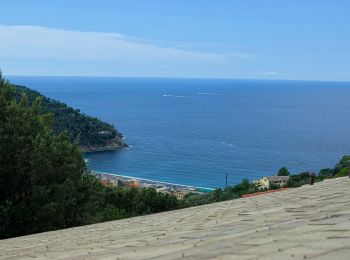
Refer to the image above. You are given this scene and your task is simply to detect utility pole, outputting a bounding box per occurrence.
[225,172,228,188]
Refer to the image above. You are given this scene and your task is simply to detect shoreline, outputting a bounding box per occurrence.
[82,138,129,153]
[92,171,215,192]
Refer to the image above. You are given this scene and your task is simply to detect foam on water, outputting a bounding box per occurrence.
[198,92,224,96]
[222,141,234,148]
[163,94,195,98]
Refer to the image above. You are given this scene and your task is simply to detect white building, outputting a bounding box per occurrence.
[259,176,290,190]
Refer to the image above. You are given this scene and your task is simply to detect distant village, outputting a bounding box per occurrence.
[94,171,294,200]
[94,172,208,200]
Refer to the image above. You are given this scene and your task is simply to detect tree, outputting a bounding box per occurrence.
[319,168,334,178]
[335,168,349,178]
[277,167,290,176]
[0,72,181,239]
[13,85,127,150]
[0,72,96,238]
[334,156,350,175]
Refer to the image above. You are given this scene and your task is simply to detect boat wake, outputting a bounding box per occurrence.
[198,92,224,96]
[163,92,223,98]
[162,94,195,98]
[222,141,234,148]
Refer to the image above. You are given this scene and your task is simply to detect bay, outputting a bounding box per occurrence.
[9,76,350,188]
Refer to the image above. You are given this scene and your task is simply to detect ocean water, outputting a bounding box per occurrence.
[9,76,350,188]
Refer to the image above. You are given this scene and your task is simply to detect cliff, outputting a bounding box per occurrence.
[81,133,128,152]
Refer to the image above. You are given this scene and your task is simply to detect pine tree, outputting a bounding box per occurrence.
[277,167,290,176]
[0,73,93,238]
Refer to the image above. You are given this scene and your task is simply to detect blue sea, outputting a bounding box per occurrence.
[9,76,350,188]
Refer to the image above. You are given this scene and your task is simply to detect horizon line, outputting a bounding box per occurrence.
[6,74,350,83]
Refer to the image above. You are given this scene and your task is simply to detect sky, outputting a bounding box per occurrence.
[0,0,349,80]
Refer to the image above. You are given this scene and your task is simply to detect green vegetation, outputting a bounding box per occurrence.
[318,156,350,178]
[182,158,350,207]
[287,172,311,188]
[181,179,254,207]
[277,166,290,176]
[1,72,349,240]
[13,85,127,151]
[335,168,349,177]
[0,74,177,239]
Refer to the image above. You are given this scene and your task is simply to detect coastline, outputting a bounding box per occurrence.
[92,171,214,193]
[82,137,129,153]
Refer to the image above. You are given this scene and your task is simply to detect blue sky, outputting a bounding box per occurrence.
[1,0,349,80]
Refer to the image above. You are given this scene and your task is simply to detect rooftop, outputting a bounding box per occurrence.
[1,177,350,259]
[264,176,290,181]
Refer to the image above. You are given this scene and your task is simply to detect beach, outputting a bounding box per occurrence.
[93,171,213,199]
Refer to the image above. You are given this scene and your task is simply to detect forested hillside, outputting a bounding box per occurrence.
[14,85,127,152]
[1,73,349,239]
[0,74,178,239]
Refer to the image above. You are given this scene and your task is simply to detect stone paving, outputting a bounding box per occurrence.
[1,177,350,260]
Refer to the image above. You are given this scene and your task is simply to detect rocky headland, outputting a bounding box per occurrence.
[82,134,129,153]
[14,84,128,153]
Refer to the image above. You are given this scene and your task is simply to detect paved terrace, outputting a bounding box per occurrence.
[1,177,350,260]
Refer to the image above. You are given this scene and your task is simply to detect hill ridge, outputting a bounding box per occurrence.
[14,84,128,152]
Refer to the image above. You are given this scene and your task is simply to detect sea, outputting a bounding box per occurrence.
[9,76,350,188]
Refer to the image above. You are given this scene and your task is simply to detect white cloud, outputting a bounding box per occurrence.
[0,25,252,64]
